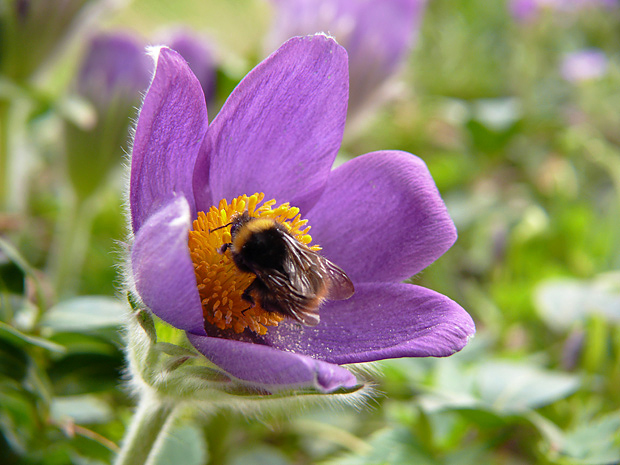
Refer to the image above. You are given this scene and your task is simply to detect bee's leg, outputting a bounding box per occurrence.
[217,243,232,254]
[241,279,258,314]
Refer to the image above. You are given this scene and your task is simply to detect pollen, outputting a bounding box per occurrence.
[188,193,319,335]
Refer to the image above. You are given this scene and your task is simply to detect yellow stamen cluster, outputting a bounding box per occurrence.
[188,193,319,335]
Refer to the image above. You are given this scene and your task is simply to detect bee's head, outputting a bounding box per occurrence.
[208,211,252,236]
[229,211,251,237]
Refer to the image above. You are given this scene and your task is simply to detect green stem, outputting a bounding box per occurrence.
[48,193,96,297]
[114,393,176,465]
[114,309,178,465]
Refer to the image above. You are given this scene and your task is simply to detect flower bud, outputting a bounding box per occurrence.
[64,32,152,200]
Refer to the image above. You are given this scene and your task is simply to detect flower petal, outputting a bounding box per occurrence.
[131,196,205,335]
[306,151,457,284]
[196,35,348,214]
[263,282,475,364]
[166,30,217,103]
[130,46,208,233]
[186,333,357,392]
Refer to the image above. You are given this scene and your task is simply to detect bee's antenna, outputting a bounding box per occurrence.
[209,221,233,233]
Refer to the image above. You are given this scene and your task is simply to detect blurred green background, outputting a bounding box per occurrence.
[1,0,620,464]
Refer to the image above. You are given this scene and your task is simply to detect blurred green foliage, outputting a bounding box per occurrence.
[1,0,620,463]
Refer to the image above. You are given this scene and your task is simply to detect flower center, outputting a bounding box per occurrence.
[188,193,319,335]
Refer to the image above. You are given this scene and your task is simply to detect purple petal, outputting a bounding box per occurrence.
[130,46,208,233]
[166,30,217,103]
[306,151,457,284]
[195,35,348,214]
[186,333,358,392]
[131,196,206,336]
[262,282,475,364]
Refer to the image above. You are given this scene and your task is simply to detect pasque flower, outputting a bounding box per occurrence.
[65,32,152,199]
[266,0,426,122]
[129,34,474,393]
[65,30,217,200]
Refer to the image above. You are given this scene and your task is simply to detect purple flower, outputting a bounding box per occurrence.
[162,29,217,104]
[65,32,152,199]
[129,35,474,393]
[266,0,426,120]
[560,49,608,82]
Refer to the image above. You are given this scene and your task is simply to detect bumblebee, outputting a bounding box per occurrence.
[214,212,354,326]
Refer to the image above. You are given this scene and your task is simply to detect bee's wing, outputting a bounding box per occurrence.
[320,259,355,300]
[281,233,355,301]
[254,268,321,326]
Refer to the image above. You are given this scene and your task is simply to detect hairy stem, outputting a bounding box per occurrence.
[114,393,176,465]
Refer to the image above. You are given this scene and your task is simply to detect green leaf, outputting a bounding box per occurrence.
[323,427,436,465]
[558,411,620,464]
[132,300,157,343]
[0,386,39,455]
[0,237,48,311]
[472,98,521,131]
[535,274,620,331]
[229,446,288,465]
[46,333,123,396]
[161,355,192,373]
[154,342,197,358]
[465,118,518,154]
[475,361,580,413]
[0,338,29,382]
[0,321,66,353]
[152,365,231,396]
[48,351,123,395]
[41,296,126,333]
[0,258,25,294]
[49,332,120,356]
[418,359,580,416]
[151,422,208,465]
[50,394,114,425]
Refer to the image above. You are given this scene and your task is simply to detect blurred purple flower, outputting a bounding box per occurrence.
[560,49,608,82]
[128,35,474,393]
[266,0,426,122]
[162,30,217,104]
[76,32,152,112]
[66,32,152,199]
[509,0,618,21]
[509,0,541,21]
[66,30,218,199]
